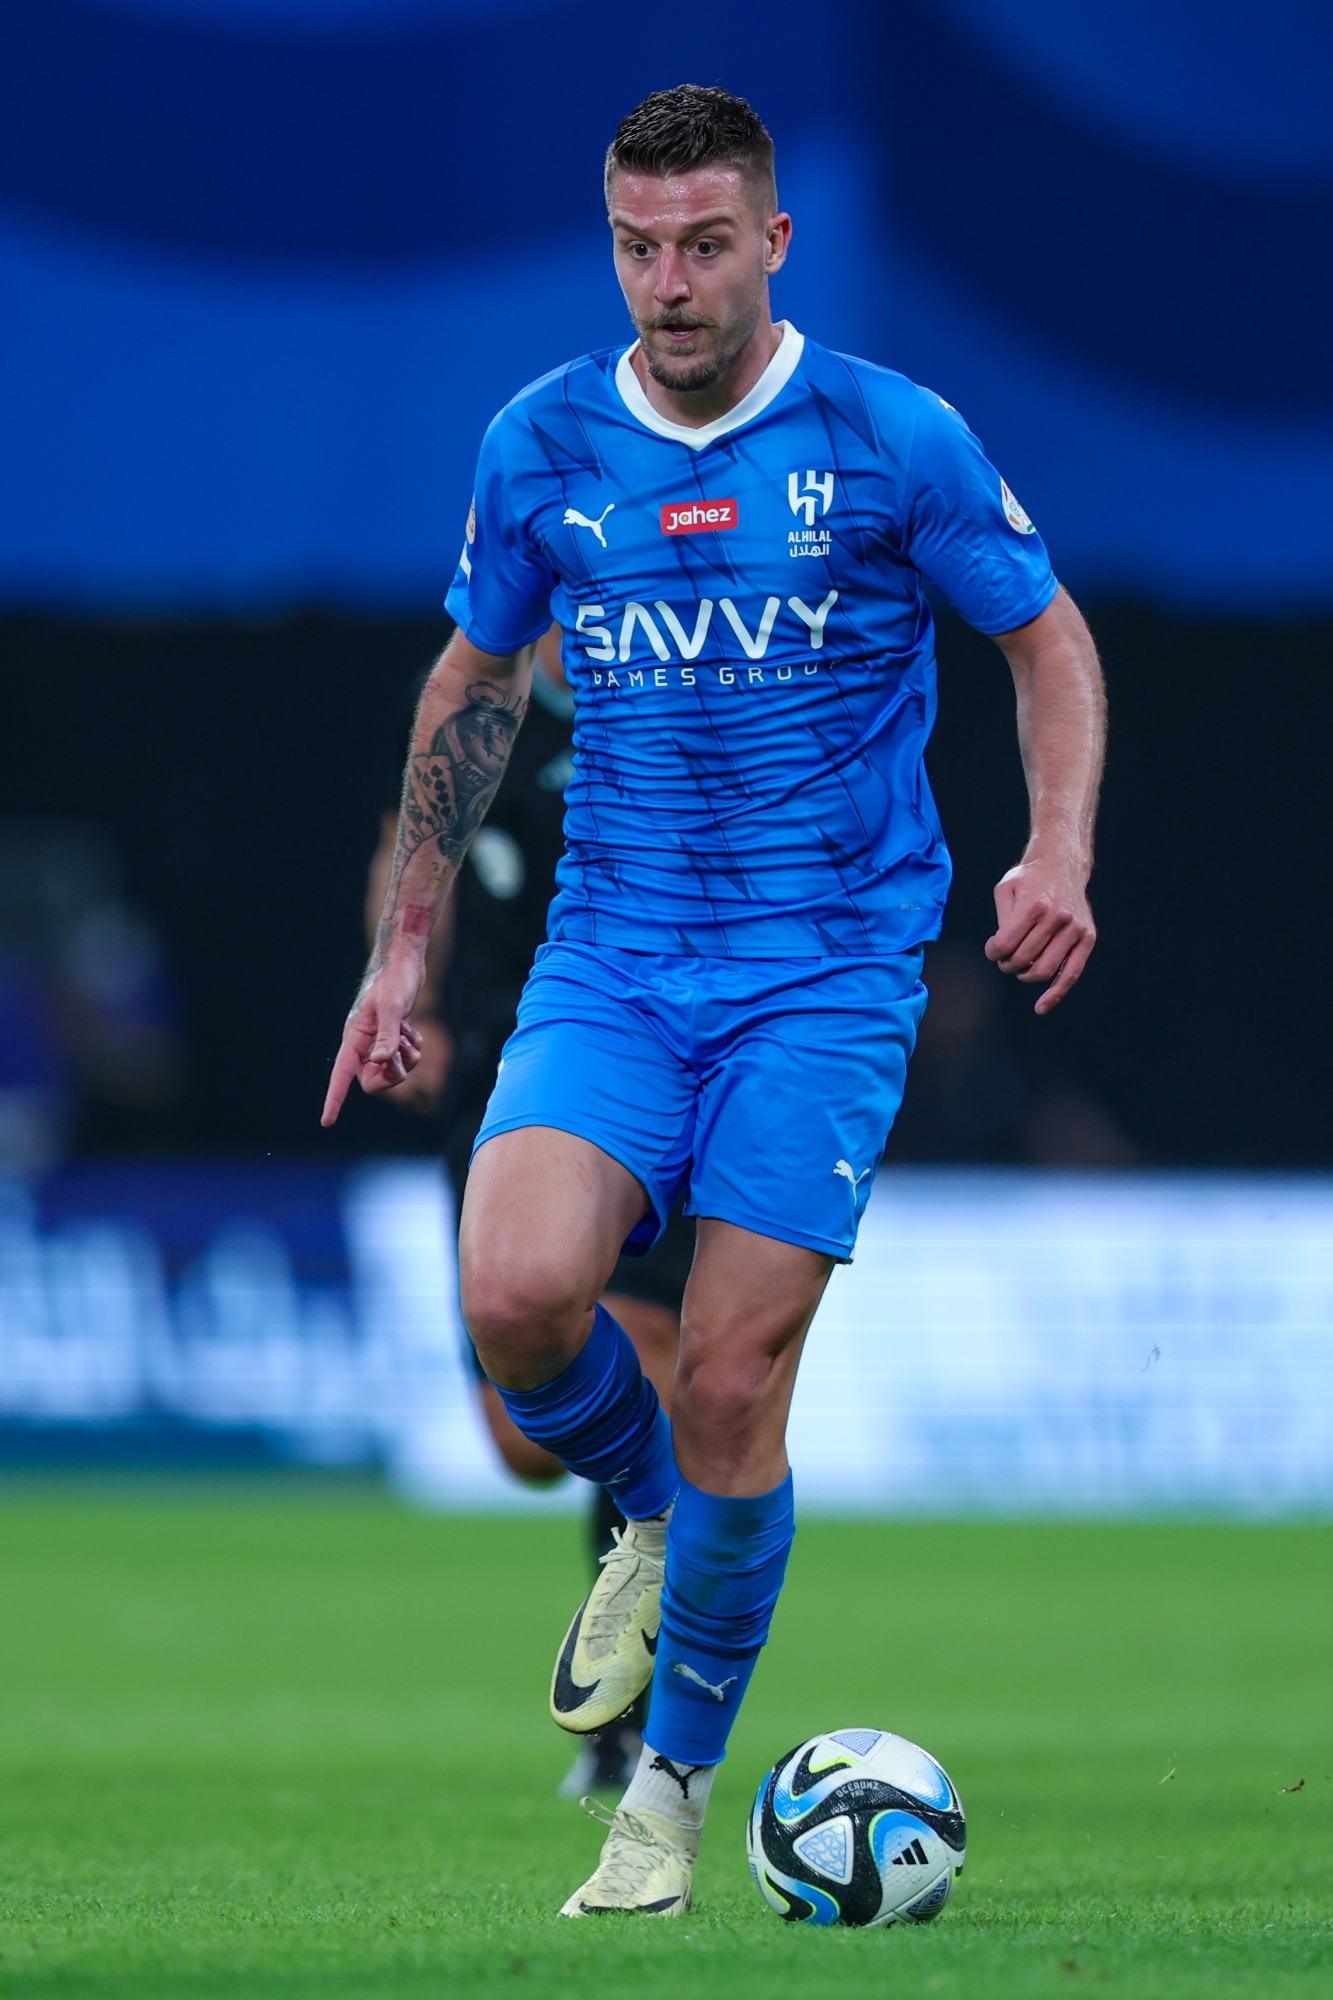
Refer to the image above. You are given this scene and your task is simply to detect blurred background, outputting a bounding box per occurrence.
[1,0,1330,1508]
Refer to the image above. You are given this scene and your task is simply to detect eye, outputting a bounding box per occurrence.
[627,241,652,259]
[694,238,719,257]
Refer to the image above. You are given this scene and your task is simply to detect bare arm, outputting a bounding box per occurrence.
[362,811,457,1112]
[321,629,535,1125]
[986,585,1106,1014]
[365,808,460,996]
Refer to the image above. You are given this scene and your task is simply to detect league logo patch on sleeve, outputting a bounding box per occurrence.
[458,495,477,577]
[1000,479,1036,535]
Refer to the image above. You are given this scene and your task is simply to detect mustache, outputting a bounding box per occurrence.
[639,312,718,334]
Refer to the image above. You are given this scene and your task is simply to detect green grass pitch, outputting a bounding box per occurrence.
[0,1482,1328,1998]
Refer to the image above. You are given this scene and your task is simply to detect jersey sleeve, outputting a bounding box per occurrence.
[444,408,558,654]
[901,387,1058,635]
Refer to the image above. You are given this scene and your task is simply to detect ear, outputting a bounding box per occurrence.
[765,211,793,276]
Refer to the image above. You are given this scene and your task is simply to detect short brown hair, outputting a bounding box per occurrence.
[605,85,777,209]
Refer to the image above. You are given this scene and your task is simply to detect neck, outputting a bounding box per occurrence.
[631,309,783,430]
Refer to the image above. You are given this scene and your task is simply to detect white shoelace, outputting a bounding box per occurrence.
[578,1797,678,1898]
[581,1526,665,1650]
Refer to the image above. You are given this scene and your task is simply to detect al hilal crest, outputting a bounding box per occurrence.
[1000,479,1036,535]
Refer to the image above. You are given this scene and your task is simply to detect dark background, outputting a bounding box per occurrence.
[2,2,1330,1175]
[4,601,1328,1168]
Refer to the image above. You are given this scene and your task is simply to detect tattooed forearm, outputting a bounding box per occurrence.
[402,682,526,870]
[370,679,527,973]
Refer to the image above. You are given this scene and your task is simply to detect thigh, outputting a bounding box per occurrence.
[473,942,698,1251]
[690,952,926,1261]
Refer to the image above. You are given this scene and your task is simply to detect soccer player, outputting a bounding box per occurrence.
[322,84,1105,1917]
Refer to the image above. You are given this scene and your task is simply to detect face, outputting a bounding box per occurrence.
[609,165,791,393]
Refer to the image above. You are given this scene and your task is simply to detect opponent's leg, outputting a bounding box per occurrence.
[461,1127,680,1733]
[600,1291,679,1407]
[561,1219,829,1918]
[475,1379,567,1483]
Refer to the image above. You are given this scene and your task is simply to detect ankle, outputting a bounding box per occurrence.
[625,1501,674,1553]
[619,1741,717,1847]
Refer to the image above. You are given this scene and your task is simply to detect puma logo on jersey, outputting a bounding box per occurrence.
[834,1158,871,1189]
[564,503,615,547]
[661,498,737,535]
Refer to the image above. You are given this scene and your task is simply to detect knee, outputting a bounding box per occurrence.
[674,1305,798,1428]
[460,1253,587,1385]
[674,1346,770,1437]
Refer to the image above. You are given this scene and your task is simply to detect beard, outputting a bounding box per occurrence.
[638,299,762,394]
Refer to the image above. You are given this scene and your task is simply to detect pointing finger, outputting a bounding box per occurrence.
[321,1042,359,1127]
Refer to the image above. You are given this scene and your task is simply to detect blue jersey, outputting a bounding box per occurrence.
[445,324,1057,958]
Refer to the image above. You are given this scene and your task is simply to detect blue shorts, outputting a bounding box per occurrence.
[474,943,926,1263]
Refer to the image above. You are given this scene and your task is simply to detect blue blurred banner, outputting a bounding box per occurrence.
[3,1160,1332,1514]
[0,0,1329,610]
[0,1157,535,1500]
[793,1172,1333,1516]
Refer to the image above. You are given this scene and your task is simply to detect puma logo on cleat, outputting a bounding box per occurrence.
[671,1661,738,1702]
[833,1158,871,1188]
[563,503,615,548]
[642,1629,658,1656]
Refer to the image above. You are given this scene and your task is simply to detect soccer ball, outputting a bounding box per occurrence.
[746,1728,966,1928]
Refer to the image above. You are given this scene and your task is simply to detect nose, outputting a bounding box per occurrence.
[655,245,692,304]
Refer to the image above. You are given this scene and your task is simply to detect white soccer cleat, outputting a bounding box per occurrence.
[559,1802,694,1918]
[550,1519,665,1734]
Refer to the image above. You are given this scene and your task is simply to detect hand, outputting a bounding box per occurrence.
[985,855,1096,1015]
[385,1015,454,1116]
[321,961,424,1126]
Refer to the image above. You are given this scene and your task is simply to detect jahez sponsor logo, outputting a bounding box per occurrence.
[661,498,738,535]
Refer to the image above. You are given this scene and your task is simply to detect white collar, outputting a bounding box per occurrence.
[614,321,805,450]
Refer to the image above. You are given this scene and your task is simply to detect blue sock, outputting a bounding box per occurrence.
[492,1303,677,1520]
[646,1472,795,1766]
